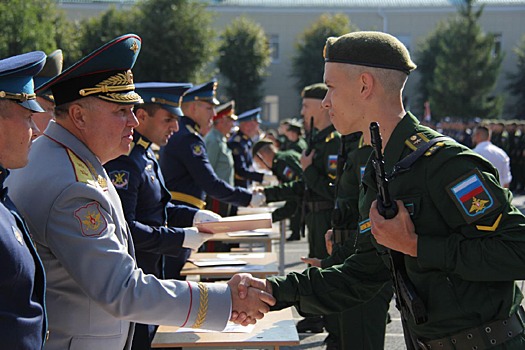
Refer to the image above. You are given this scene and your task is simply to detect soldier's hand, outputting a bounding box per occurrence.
[301,257,322,267]
[252,186,266,194]
[249,192,266,207]
[227,273,275,325]
[369,200,418,257]
[325,229,333,255]
[262,174,278,184]
[193,210,221,225]
[300,149,315,170]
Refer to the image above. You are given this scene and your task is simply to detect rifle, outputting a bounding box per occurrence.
[300,116,315,237]
[369,122,428,350]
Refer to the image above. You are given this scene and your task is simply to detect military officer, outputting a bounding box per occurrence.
[32,49,63,138]
[6,34,275,350]
[104,82,223,349]
[0,51,48,350]
[204,100,237,217]
[235,31,525,350]
[252,139,303,240]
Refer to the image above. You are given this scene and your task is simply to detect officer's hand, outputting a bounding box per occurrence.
[301,257,322,267]
[300,149,315,170]
[193,210,221,225]
[253,186,266,194]
[262,174,278,185]
[249,192,266,207]
[325,229,334,255]
[227,273,275,325]
[182,227,210,250]
[369,200,418,257]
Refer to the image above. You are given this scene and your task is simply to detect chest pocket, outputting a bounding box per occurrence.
[395,194,421,219]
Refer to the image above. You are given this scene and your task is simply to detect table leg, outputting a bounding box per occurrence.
[279,220,286,275]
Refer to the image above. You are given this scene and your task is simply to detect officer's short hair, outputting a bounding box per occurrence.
[134,102,161,117]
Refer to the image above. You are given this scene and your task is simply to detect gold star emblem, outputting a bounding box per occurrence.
[130,41,139,53]
[470,197,489,213]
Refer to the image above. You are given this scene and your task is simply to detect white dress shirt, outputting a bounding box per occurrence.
[473,140,512,187]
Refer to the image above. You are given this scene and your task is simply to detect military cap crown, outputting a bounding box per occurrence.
[37,34,143,106]
[252,139,274,157]
[237,107,262,123]
[134,82,192,117]
[287,119,303,134]
[0,51,46,112]
[324,31,416,74]
[301,83,327,100]
[214,100,237,121]
[182,79,219,105]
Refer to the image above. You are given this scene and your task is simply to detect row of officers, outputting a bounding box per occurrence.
[4,30,525,350]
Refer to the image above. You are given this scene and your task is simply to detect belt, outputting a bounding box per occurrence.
[333,229,356,244]
[170,191,206,209]
[418,306,525,350]
[305,201,334,212]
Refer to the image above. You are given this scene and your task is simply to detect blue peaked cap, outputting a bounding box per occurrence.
[237,107,262,123]
[135,82,193,117]
[0,51,46,112]
[36,34,143,106]
[182,79,219,105]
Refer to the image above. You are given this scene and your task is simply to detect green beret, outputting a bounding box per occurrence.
[252,139,274,157]
[324,31,416,74]
[301,83,327,100]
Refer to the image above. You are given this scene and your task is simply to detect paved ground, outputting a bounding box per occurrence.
[274,194,525,350]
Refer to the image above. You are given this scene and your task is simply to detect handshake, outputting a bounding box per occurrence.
[226,273,274,326]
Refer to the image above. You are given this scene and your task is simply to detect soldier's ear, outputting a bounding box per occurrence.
[135,108,148,123]
[69,103,88,129]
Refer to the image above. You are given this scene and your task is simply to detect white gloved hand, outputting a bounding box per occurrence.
[182,227,211,251]
[249,191,266,207]
[262,174,278,184]
[192,209,222,225]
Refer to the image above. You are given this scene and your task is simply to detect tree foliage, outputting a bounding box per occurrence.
[415,0,503,120]
[506,34,525,119]
[291,13,357,92]
[217,16,271,112]
[0,0,69,59]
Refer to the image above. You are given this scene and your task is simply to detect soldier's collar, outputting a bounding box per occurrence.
[182,115,201,134]
[382,112,419,173]
[133,132,152,150]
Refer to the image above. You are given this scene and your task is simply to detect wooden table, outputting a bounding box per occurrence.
[152,308,299,349]
[181,252,279,279]
[206,227,280,252]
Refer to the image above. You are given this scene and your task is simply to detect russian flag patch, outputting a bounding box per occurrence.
[447,169,498,223]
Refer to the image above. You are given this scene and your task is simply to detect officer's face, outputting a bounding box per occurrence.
[0,101,38,169]
[138,107,179,147]
[301,98,322,132]
[193,101,215,133]
[323,62,362,135]
[76,98,139,164]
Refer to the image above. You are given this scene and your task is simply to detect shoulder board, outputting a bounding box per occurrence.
[325,132,337,143]
[358,134,366,149]
[405,133,446,157]
[66,149,97,186]
[233,135,242,143]
[185,124,199,136]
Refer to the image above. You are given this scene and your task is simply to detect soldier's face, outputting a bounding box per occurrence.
[323,62,362,135]
[138,107,179,147]
[194,101,215,133]
[0,101,38,169]
[78,98,139,164]
[301,98,322,132]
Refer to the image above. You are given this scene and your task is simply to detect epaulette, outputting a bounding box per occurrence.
[325,131,336,143]
[186,124,199,136]
[66,149,108,189]
[358,134,366,149]
[233,135,242,143]
[405,133,446,157]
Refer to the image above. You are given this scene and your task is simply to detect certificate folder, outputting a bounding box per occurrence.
[196,213,272,234]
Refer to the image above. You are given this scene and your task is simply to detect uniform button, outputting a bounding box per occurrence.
[46,331,50,340]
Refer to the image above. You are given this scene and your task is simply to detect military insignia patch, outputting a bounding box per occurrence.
[360,166,366,180]
[12,226,24,245]
[109,170,129,190]
[359,218,371,234]
[192,143,203,156]
[283,166,294,180]
[328,155,338,171]
[74,202,107,237]
[447,169,499,224]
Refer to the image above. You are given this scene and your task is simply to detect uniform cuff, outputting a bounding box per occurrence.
[191,282,231,331]
[417,235,447,270]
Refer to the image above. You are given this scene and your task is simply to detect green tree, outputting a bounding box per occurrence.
[217,16,271,112]
[134,0,216,82]
[0,0,63,58]
[416,0,503,120]
[506,35,525,118]
[291,14,357,92]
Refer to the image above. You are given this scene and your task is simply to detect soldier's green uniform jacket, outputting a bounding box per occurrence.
[265,125,341,258]
[268,113,525,347]
[287,137,308,155]
[269,150,302,222]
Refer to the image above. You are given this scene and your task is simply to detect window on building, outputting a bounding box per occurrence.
[493,33,502,56]
[262,95,279,124]
[268,34,280,63]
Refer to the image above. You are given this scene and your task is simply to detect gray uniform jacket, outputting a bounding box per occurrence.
[204,127,234,185]
[7,121,231,350]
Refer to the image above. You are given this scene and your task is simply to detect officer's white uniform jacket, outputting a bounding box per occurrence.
[7,121,231,350]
